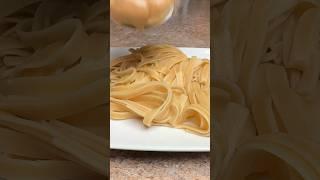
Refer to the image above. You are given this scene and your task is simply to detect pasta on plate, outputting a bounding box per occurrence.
[213,0,320,179]
[0,0,107,179]
[110,45,210,136]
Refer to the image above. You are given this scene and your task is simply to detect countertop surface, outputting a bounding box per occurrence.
[110,0,210,179]
[110,150,210,179]
[110,0,210,48]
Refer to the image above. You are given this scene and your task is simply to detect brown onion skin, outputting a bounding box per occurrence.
[111,0,175,29]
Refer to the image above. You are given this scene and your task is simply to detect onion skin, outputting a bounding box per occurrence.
[110,0,175,29]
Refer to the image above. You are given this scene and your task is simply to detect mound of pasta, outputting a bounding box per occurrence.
[0,0,107,179]
[110,45,210,136]
[213,0,320,179]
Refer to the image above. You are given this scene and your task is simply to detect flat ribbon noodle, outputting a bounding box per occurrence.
[110,45,210,136]
[0,0,107,179]
[214,0,320,179]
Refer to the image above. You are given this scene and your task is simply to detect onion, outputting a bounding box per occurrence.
[110,0,175,29]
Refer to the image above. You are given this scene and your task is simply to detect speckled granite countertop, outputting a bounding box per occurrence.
[110,0,210,179]
[110,0,210,48]
[110,151,210,179]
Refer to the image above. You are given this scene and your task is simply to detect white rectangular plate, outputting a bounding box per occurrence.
[110,47,210,152]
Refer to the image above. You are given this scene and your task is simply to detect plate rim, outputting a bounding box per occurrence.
[110,47,210,152]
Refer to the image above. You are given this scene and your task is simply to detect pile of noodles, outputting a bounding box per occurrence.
[213,0,320,179]
[110,45,210,136]
[0,0,107,179]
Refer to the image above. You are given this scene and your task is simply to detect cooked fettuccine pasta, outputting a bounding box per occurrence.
[110,45,210,136]
[214,0,320,179]
[0,0,107,179]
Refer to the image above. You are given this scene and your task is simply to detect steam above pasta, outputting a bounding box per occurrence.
[110,45,210,136]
